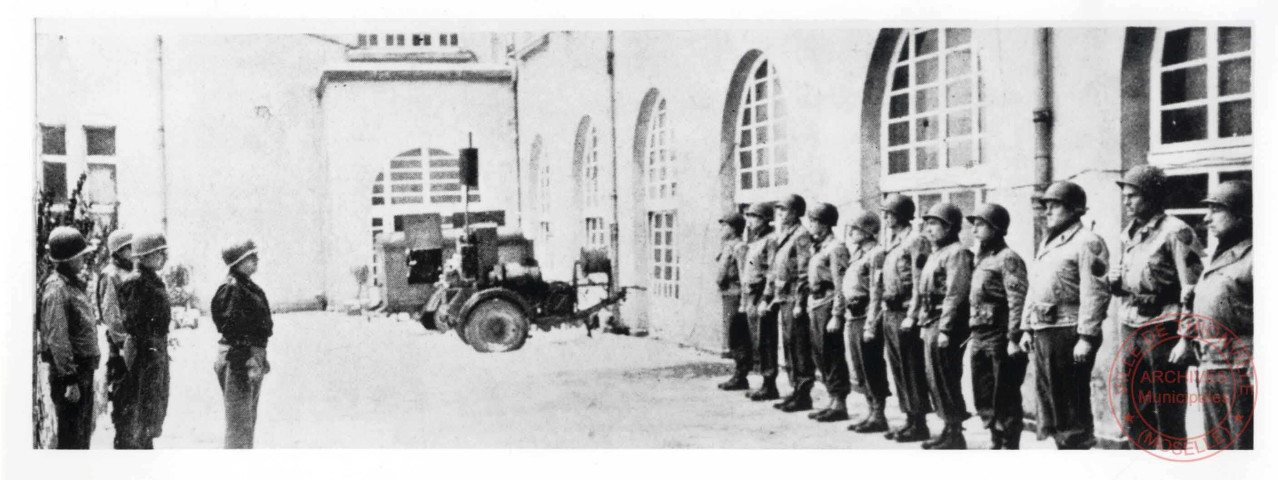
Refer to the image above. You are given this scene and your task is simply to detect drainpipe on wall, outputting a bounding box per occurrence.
[1031,28,1054,252]
[157,35,170,234]
[606,31,623,326]
[510,33,524,231]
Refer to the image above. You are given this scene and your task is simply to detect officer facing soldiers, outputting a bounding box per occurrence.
[764,194,816,412]
[1171,180,1253,450]
[966,204,1029,449]
[1112,165,1203,449]
[96,229,134,449]
[212,239,275,448]
[1019,181,1111,449]
[866,194,933,442]
[716,212,752,391]
[39,227,101,449]
[838,211,892,433]
[741,202,779,401]
[917,203,974,450]
[803,203,852,422]
[118,231,173,449]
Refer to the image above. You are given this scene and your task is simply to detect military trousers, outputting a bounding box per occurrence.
[808,299,850,398]
[922,324,970,424]
[778,301,815,398]
[882,309,932,415]
[845,311,891,402]
[1116,322,1188,449]
[1200,368,1254,450]
[105,337,134,449]
[49,359,97,449]
[1031,327,1099,449]
[215,344,270,449]
[723,294,753,378]
[747,294,779,382]
[120,337,170,449]
[970,329,1027,437]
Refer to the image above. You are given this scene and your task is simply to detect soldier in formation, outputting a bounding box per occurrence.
[916,203,974,449]
[118,231,173,449]
[838,212,890,433]
[211,239,275,448]
[39,227,101,449]
[96,229,134,448]
[804,203,852,422]
[765,195,817,413]
[716,213,752,391]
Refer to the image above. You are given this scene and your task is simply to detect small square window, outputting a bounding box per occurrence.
[945,28,971,48]
[1160,66,1208,105]
[1161,28,1206,66]
[1218,27,1250,55]
[887,149,910,174]
[1218,57,1251,96]
[1219,99,1251,138]
[1161,106,1208,144]
[914,29,938,56]
[41,125,66,156]
[86,127,116,156]
[915,57,939,85]
[42,161,67,204]
[449,34,458,46]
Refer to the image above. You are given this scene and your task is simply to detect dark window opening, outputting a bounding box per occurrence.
[41,125,66,156]
[42,162,67,204]
[86,126,116,156]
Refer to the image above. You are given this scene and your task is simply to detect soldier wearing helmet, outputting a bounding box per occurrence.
[802,203,852,422]
[1174,180,1253,450]
[838,211,891,433]
[866,193,934,443]
[763,194,817,413]
[118,231,172,449]
[715,212,752,391]
[211,239,274,448]
[1111,165,1203,449]
[915,202,974,449]
[39,226,101,449]
[965,203,1029,449]
[96,229,135,448]
[739,202,779,401]
[1019,181,1111,449]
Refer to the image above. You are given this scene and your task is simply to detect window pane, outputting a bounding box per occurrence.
[947,139,974,168]
[740,172,753,190]
[1219,27,1251,55]
[85,127,116,156]
[915,29,938,56]
[947,79,972,107]
[1162,28,1206,66]
[1160,66,1207,105]
[1161,107,1208,144]
[756,104,769,122]
[42,161,67,203]
[774,123,787,141]
[888,121,910,147]
[945,28,971,48]
[391,160,422,169]
[889,94,909,119]
[915,116,938,141]
[741,107,752,126]
[756,147,769,166]
[41,125,65,155]
[755,126,769,145]
[372,197,384,206]
[918,194,942,217]
[775,147,788,164]
[739,150,752,168]
[946,49,972,77]
[391,171,422,181]
[888,149,910,174]
[757,170,771,188]
[754,60,769,79]
[916,145,939,171]
[1219,169,1251,184]
[774,166,789,186]
[740,129,752,147]
[1164,174,1208,210]
[950,190,976,214]
[774,78,782,97]
[916,87,939,113]
[947,110,973,136]
[1219,57,1251,96]
[84,163,117,205]
[755,81,768,101]
[892,66,909,91]
[898,37,910,61]
[372,184,384,194]
[915,57,939,85]
[1219,99,1252,138]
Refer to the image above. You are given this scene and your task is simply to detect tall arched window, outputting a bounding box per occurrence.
[883,28,984,175]
[640,91,680,299]
[575,116,607,250]
[735,56,788,194]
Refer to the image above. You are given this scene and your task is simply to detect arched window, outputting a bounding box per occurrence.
[735,56,788,194]
[646,96,676,200]
[882,28,984,175]
[575,116,606,250]
[639,91,680,299]
[528,135,552,247]
[1152,27,1251,149]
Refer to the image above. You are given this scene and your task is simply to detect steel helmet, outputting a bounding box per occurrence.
[807,202,839,227]
[131,231,168,258]
[222,239,259,268]
[774,194,807,216]
[922,202,963,230]
[966,203,1011,235]
[1040,181,1088,210]
[46,227,94,263]
[106,229,133,255]
[850,211,881,237]
[1203,180,1252,216]
[882,194,916,221]
[744,202,775,219]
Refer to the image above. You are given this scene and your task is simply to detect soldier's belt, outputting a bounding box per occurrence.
[883,298,908,312]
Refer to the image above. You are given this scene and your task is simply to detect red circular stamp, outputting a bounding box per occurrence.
[1107,312,1257,462]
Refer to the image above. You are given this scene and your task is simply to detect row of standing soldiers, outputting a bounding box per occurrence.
[714,167,1253,450]
[38,228,274,449]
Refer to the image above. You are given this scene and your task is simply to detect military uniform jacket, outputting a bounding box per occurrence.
[1023,221,1111,337]
[717,237,745,297]
[969,239,1028,341]
[807,233,850,312]
[1115,213,1202,327]
[738,227,774,298]
[1186,237,1252,370]
[764,222,814,304]
[39,271,100,378]
[211,271,275,348]
[838,241,883,318]
[870,226,932,333]
[120,268,172,341]
[916,239,973,334]
[97,263,131,345]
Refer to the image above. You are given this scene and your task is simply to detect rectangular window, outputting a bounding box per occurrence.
[42,162,67,204]
[585,217,607,249]
[649,211,679,299]
[41,125,66,156]
[85,126,116,156]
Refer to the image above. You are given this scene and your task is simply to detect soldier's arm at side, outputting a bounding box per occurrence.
[830,245,851,319]
[793,234,814,308]
[939,249,974,334]
[905,236,931,323]
[40,287,77,378]
[865,251,886,337]
[1076,235,1111,339]
[1003,253,1029,343]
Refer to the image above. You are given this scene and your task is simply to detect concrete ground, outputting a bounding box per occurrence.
[89,311,1064,449]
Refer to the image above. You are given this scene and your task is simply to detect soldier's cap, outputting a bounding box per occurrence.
[718,212,746,231]
[744,202,774,219]
[131,231,168,258]
[46,226,95,263]
[106,229,133,255]
[222,239,259,268]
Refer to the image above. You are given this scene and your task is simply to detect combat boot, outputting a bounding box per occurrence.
[988,430,1004,450]
[808,408,831,419]
[853,400,889,433]
[747,380,780,401]
[893,415,930,443]
[814,409,850,422]
[778,395,813,413]
[1002,429,1022,450]
[718,375,749,391]
[923,423,967,450]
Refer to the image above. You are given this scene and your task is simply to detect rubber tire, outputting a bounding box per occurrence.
[462,298,530,353]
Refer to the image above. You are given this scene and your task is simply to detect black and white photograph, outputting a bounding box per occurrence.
[2,1,1273,478]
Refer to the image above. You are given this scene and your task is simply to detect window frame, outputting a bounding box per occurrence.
[645,95,678,207]
[648,210,680,299]
[734,55,789,197]
[1149,26,1253,162]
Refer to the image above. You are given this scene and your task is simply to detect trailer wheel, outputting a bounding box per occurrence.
[462,298,530,353]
